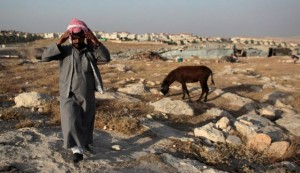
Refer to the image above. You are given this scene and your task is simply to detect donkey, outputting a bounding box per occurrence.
[160,66,214,102]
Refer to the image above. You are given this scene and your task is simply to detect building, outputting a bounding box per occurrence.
[44,33,59,39]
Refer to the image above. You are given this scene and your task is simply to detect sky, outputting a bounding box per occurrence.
[1,0,300,38]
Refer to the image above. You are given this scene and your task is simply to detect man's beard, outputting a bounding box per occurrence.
[73,43,86,49]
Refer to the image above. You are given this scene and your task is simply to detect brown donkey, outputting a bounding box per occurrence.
[160,66,214,102]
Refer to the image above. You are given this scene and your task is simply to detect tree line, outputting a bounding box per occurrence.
[0,34,43,44]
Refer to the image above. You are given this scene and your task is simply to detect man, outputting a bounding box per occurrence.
[42,19,110,163]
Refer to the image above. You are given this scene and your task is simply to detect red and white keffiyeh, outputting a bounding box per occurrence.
[67,18,89,34]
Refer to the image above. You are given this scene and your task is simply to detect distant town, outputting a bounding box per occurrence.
[0,30,299,49]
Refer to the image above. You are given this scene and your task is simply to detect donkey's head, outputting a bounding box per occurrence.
[160,80,170,95]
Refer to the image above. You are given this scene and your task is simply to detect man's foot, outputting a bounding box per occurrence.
[84,144,95,154]
[72,153,83,163]
[84,145,92,152]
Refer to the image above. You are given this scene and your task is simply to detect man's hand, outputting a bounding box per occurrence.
[85,30,100,45]
[56,31,70,45]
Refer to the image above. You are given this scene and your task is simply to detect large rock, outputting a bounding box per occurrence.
[234,114,287,141]
[215,117,230,130]
[149,98,194,116]
[247,133,271,152]
[14,91,53,108]
[258,104,281,120]
[276,114,300,137]
[160,153,227,173]
[213,89,257,111]
[194,123,226,143]
[206,108,232,118]
[267,141,290,158]
[234,114,274,136]
[257,126,287,141]
[117,83,150,95]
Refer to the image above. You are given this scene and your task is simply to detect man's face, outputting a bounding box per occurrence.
[71,35,85,49]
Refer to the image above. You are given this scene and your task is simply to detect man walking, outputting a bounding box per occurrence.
[42,19,110,163]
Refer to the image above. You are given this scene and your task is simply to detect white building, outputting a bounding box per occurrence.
[127,33,137,40]
[102,32,119,40]
[44,33,59,39]
[136,33,149,41]
[118,32,129,40]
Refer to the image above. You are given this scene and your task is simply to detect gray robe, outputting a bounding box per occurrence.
[42,43,110,148]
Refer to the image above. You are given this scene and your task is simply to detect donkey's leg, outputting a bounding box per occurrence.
[182,83,191,101]
[203,83,209,102]
[197,81,206,102]
[181,83,186,99]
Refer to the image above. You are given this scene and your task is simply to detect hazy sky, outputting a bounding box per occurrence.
[1,0,300,38]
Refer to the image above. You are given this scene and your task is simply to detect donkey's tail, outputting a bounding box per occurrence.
[210,71,215,85]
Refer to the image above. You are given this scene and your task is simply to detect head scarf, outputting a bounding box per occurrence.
[67,18,89,43]
[70,28,85,37]
[67,18,89,34]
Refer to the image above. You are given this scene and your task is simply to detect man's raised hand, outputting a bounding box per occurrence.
[56,31,70,45]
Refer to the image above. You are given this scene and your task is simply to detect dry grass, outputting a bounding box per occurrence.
[94,116,142,135]
[1,107,42,129]
[93,99,150,135]
[42,100,61,126]
[15,119,37,129]
[283,136,300,165]
[167,138,300,172]
[1,107,26,121]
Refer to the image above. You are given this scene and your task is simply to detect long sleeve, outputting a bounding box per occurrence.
[92,44,111,63]
[41,43,64,62]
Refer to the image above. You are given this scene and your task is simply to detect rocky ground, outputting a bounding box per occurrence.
[0,40,300,173]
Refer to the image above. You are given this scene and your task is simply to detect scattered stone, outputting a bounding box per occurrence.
[160,153,225,173]
[276,114,300,137]
[149,98,194,116]
[118,83,150,95]
[113,64,131,72]
[146,81,156,86]
[275,100,293,108]
[247,133,271,152]
[259,107,275,117]
[213,89,257,111]
[257,125,287,141]
[111,145,121,151]
[146,114,153,119]
[215,117,230,130]
[116,80,127,85]
[14,91,53,108]
[194,123,226,143]
[267,141,290,158]
[206,108,232,119]
[226,135,242,146]
[150,88,160,94]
